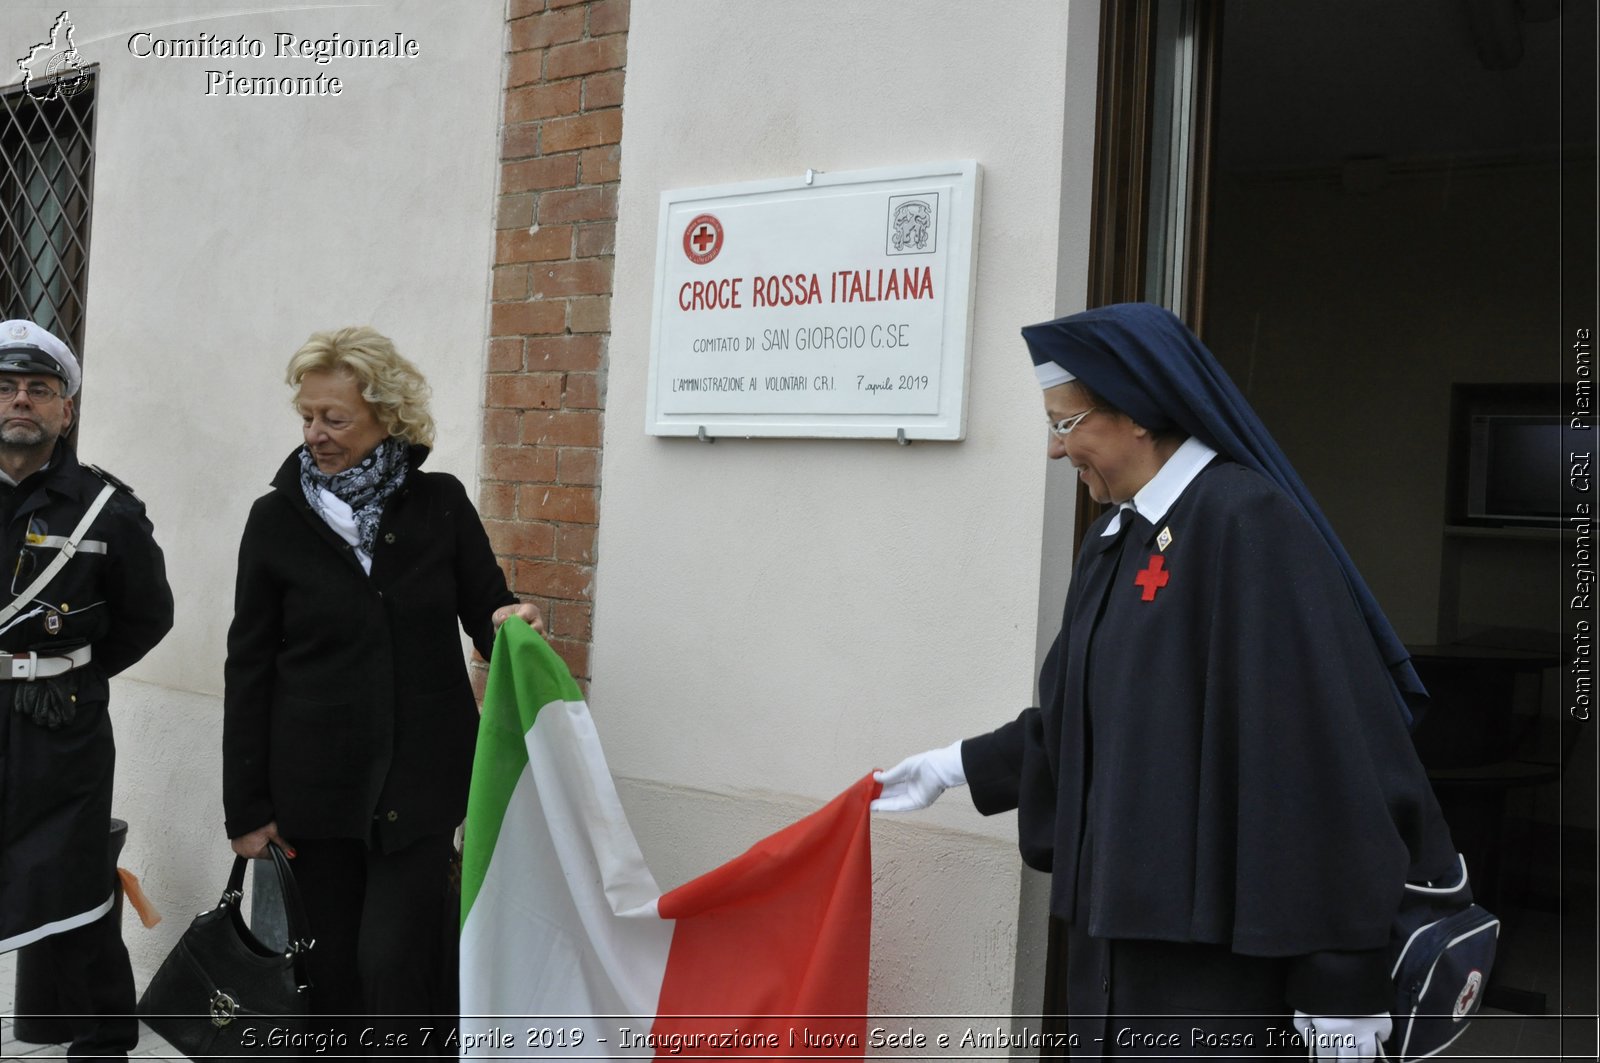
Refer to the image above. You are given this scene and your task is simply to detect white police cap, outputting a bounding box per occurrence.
[0,320,82,397]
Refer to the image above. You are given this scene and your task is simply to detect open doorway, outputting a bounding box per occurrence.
[1202,0,1594,1044]
[1059,0,1596,1047]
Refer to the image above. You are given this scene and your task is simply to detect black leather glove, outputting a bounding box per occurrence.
[12,675,77,729]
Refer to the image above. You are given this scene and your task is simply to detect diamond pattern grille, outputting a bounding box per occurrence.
[0,72,96,363]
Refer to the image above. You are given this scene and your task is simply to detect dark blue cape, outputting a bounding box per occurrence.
[1022,302,1424,723]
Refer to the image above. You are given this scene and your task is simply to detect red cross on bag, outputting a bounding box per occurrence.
[1134,555,1169,601]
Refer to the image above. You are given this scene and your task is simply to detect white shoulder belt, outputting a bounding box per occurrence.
[0,482,116,678]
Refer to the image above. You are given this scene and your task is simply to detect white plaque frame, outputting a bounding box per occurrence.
[644,161,980,440]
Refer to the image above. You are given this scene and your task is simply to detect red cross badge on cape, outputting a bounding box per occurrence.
[1134,554,1169,601]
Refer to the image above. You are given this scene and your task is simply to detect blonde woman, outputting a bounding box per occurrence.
[222,327,540,1048]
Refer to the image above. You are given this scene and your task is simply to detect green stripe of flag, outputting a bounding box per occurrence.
[460,617,584,925]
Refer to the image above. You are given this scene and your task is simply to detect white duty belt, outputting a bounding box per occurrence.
[0,643,91,680]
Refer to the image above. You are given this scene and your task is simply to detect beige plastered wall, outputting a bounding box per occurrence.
[0,0,503,978]
[596,0,1099,1025]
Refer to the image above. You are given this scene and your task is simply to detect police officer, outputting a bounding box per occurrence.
[0,320,173,1061]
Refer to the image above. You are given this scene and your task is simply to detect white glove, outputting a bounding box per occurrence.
[1293,1011,1392,1061]
[871,740,966,812]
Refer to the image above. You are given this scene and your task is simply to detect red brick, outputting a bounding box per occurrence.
[508,7,584,51]
[506,51,543,88]
[547,37,626,80]
[541,110,623,153]
[536,186,616,225]
[521,410,602,447]
[484,445,558,483]
[505,80,581,124]
[501,122,539,160]
[484,518,558,558]
[481,408,521,445]
[526,592,555,622]
[478,480,517,519]
[526,334,601,371]
[486,337,524,373]
[557,447,600,485]
[490,0,631,682]
[496,225,574,264]
[497,194,535,230]
[487,373,563,410]
[502,156,579,194]
[567,296,610,334]
[492,265,529,301]
[563,372,602,409]
[533,259,613,298]
[574,222,616,258]
[589,0,630,36]
[578,145,621,185]
[490,300,566,337]
[555,523,597,564]
[550,600,593,640]
[513,559,592,600]
[550,638,590,681]
[582,71,624,110]
[519,484,598,523]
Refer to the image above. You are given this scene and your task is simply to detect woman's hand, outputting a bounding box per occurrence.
[230,821,294,860]
[871,739,968,812]
[1292,1012,1392,1061]
[492,601,545,635]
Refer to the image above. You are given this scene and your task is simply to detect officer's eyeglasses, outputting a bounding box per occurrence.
[1048,408,1101,437]
[0,381,61,403]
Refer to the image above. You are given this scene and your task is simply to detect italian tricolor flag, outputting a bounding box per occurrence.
[459,618,876,1059]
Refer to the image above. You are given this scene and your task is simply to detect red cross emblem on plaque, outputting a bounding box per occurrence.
[1134,554,1170,601]
[682,213,724,265]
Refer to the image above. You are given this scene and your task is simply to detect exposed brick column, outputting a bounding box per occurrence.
[479,0,626,689]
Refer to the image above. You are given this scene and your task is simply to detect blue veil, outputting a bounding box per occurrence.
[1023,302,1424,724]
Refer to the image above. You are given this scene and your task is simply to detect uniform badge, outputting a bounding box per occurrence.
[1156,525,1173,552]
[44,610,61,634]
[1134,555,1170,601]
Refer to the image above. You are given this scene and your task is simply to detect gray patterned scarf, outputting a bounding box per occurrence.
[298,436,410,557]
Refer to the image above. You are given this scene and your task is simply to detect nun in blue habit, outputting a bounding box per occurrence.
[873,303,1458,1060]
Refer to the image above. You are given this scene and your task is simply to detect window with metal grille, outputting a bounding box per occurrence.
[0,69,97,367]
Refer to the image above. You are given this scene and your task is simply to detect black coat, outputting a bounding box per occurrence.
[963,461,1458,1013]
[0,443,173,949]
[222,446,515,852]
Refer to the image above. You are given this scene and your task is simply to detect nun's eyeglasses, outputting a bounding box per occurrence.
[1048,408,1101,437]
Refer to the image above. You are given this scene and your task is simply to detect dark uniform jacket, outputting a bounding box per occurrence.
[222,445,515,853]
[962,460,1458,1013]
[0,443,173,949]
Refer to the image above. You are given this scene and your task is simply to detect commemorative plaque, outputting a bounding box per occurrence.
[645,161,980,440]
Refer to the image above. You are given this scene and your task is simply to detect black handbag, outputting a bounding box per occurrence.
[137,842,314,1061]
[1385,854,1499,1061]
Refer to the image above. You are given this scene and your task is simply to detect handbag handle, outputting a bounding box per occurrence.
[221,841,315,988]
[1402,853,1472,901]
